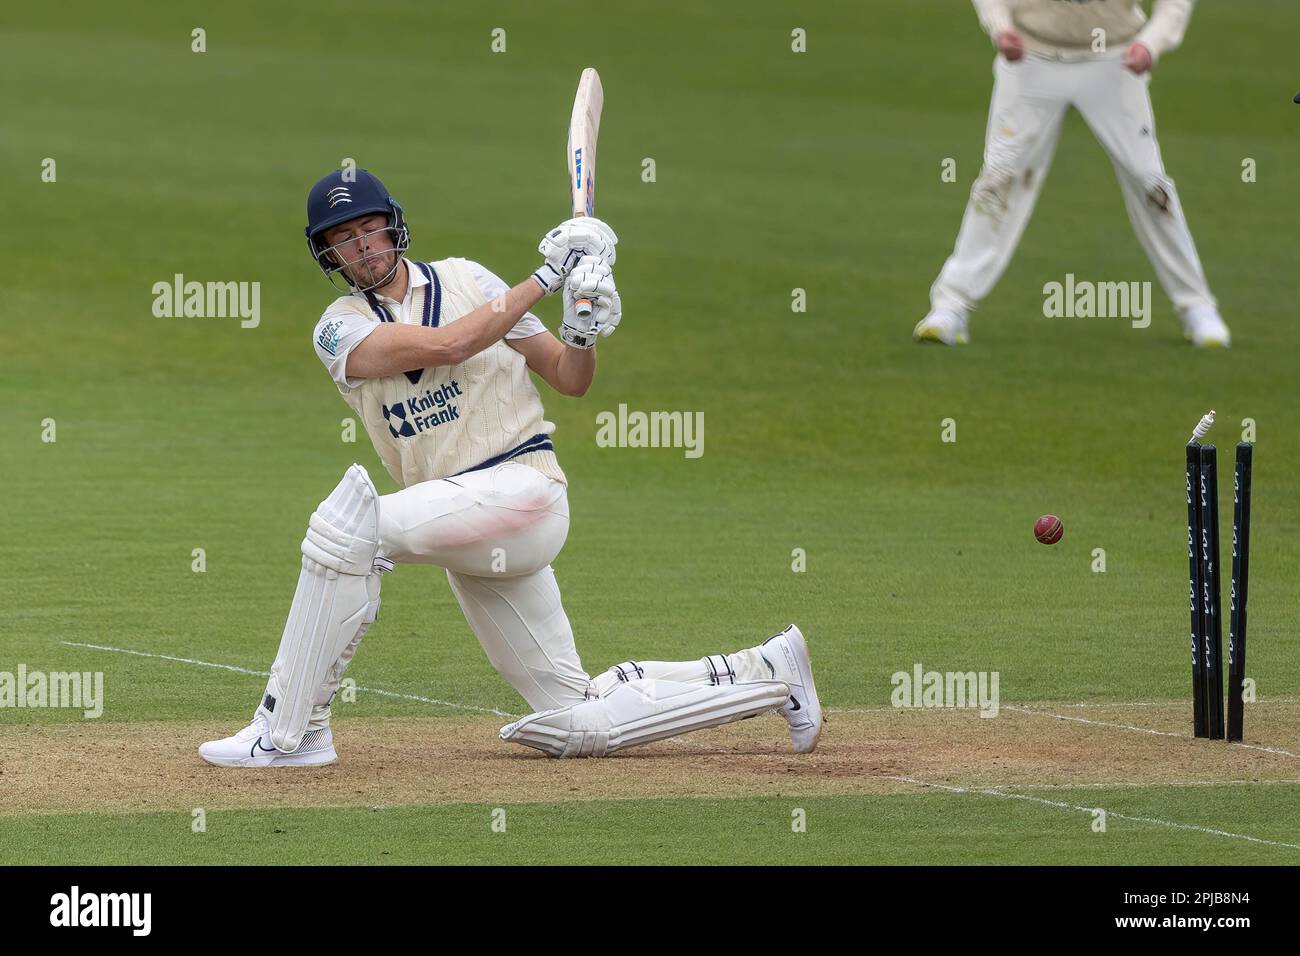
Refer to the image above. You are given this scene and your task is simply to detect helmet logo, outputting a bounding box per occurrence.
[325,186,353,208]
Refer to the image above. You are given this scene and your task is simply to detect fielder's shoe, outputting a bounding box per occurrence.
[198,713,336,768]
[1181,306,1231,348]
[913,309,970,345]
[761,625,823,754]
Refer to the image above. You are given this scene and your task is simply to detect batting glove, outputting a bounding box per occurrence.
[560,256,621,348]
[533,217,618,295]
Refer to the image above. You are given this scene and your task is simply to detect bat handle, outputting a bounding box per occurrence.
[571,212,593,317]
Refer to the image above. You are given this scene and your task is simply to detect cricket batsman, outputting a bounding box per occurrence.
[913,0,1231,347]
[198,169,821,766]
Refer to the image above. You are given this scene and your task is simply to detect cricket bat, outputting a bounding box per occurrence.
[567,67,604,317]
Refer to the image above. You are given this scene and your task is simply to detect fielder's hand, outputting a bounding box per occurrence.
[560,256,621,349]
[532,217,618,295]
[1123,42,1153,74]
[996,29,1024,62]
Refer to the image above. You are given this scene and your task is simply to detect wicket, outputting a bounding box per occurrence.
[1185,416,1254,741]
[1227,442,1253,742]
[1185,444,1206,736]
[1198,444,1224,738]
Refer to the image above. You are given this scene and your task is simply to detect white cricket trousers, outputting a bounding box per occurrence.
[314,461,776,722]
[376,461,590,711]
[929,52,1216,318]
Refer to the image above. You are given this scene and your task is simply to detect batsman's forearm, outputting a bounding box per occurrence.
[345,279,545,379]
[555,342,596,397]
[442,279,546,364]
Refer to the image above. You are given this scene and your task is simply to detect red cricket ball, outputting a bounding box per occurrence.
[1034,514,1064,545]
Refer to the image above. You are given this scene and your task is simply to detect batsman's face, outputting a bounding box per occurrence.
[324,215,397,287]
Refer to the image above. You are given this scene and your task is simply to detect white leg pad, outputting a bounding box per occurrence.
[499,678,790,758]
[307,602,379,731]
[259,464,386,752]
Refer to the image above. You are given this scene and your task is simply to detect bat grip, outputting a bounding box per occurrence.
[571,211,593,317]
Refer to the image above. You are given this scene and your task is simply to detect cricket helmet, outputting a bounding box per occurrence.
[305,168,410,291]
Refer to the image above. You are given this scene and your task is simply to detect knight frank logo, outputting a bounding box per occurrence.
[382,381,464,438]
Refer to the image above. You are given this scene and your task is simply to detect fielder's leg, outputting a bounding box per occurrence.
[919,55,1069,342]
[1073,54,1225,344]
[199,464,389,767]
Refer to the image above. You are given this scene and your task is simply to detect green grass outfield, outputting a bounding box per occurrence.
[1,1,1298,864]
[5,787,1300,866]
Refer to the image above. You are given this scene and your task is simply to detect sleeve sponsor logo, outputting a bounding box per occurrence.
[317,319,343,356]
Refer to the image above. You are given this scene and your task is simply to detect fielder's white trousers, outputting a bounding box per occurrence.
[930,52,1216,318]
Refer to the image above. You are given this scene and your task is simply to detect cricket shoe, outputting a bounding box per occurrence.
[913,309,969,345]
[198,713,336,768]
[1181,306,1231,348]
[760,625,823,754]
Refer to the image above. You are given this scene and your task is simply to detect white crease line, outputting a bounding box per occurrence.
[1006,706,1188,738]
[833,698,1300,715]
[888,775,1300,851]
[59,641,1300,758]
[992,778,1300,791]
[1230,742,1300,758]
[832,703,1168,713]
[1041,697,1300,709]
[826,706,896,715]
[1048,701,1173,708]
[1005,705,1300,760]
[60,641,519,719]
